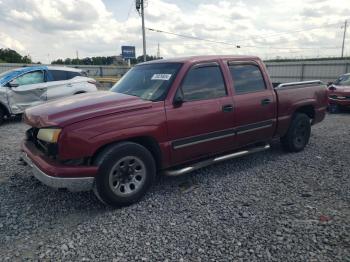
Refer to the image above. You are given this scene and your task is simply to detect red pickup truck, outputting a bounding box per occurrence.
[328,73,350,113]
[21,55,328,206]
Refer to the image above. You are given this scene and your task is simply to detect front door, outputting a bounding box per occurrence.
[165,62,235,165]
[7,70,47,113]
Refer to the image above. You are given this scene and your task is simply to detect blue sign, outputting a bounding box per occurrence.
[121,46,136,59]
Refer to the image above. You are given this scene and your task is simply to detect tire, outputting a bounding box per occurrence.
[328,104,340,114]
[93,142,156,207]
[0,108,4,126]
[281,113,311,152]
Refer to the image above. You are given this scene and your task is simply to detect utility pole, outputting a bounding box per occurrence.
[136,0,147,62]
[341,20,347,58]
[157,42,160,59]
[76,50,79,64]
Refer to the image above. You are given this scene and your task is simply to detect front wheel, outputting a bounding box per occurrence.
[93,142,156,207]
[281,113,311,152]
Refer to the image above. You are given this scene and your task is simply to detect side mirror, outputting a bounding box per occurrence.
[8,81,19,88]
[327,82,333,87]
[173,95,184,107]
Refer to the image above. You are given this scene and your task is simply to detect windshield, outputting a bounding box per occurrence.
[111,63,182,101]
[334,74,350,86]
[0,69,16,79]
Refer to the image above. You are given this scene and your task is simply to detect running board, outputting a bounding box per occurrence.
[164,144,270,176]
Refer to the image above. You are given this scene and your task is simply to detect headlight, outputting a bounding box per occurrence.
[37,128,61,143]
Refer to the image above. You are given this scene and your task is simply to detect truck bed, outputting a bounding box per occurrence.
[274,80,328,137]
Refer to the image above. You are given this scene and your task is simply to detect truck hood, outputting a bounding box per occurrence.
[24,91,152,127]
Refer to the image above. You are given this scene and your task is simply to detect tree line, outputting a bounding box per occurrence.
[51,55,162,65]
[0,48,33,63]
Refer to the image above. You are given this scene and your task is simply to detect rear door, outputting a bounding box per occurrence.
[227,61,276,147]
[165,62,235,165]
[46,70,80,100]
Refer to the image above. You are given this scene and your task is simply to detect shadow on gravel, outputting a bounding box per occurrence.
[158,140,284,185]
[0,140,286,241]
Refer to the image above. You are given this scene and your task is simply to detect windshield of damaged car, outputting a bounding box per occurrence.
[111,63,182,101]
[0,69,16,79]
[334,74,350,86]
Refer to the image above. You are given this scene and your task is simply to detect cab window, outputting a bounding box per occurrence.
[229,64,266,94]
[180,65,226,101]
[12,71,44,86]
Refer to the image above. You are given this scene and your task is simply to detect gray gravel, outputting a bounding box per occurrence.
[0,114,349,261]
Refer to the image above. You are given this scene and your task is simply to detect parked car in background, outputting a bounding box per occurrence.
[0,66,97,125]
[21,55,328,207]
[328,73,350,113]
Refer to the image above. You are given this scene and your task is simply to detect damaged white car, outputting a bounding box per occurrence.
[0,66,98,124]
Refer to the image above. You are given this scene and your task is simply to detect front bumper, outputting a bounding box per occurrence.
[21,141,97,192]
[328,97,350,107]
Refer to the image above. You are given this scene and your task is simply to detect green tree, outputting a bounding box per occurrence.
[0,48,32,63]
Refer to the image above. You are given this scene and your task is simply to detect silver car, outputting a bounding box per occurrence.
[0,66,98,124]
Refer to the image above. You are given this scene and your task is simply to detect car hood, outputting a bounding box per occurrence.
[24,91,152,127]
[329,85,350,95]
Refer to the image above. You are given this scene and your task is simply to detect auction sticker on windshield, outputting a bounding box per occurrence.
[151,74,172,80]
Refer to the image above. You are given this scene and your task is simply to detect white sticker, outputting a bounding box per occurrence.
[151,74,172,81]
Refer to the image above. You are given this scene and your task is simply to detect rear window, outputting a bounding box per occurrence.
[229,64,266,94]
[49,70,81,81]
[67,71,81,79]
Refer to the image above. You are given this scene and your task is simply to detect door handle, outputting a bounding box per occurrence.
[222,104,234,112]
[66,83,72,87]
[261,98,271,106]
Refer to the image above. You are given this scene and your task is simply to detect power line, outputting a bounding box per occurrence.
[147,27,341,50]
[232,21,346,42]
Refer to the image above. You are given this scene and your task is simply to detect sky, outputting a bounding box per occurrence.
[0,0,349,63]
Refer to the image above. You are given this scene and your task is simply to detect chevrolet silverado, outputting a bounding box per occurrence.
[20,56,328,206]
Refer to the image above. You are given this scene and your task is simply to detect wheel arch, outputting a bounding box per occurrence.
[92,136,162,171]
[0,102,10,116]
[294,104,315,119]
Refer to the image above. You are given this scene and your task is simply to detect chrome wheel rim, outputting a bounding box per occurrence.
[108,156,146,197]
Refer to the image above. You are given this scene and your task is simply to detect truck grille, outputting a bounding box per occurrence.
[329,95,350,100]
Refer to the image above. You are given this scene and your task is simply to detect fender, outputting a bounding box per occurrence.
[276,98,317,137]
[58,124,170,164]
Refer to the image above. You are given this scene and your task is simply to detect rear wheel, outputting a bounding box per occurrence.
[93,142,156,207]
[281,113,311,152]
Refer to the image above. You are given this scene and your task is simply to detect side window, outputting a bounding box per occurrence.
[67,71,81,79]
[49,70,68,81]
[229,64,266,94]
[180,65,226,101]
[12,71,44,86]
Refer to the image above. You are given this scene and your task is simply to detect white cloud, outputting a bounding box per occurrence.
[0,0,349,63]
[0,32,25,51]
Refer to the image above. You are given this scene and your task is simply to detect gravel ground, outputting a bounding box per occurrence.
[0,114,349,261]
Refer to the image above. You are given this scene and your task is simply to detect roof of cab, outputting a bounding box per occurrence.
[139,55,261,65]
